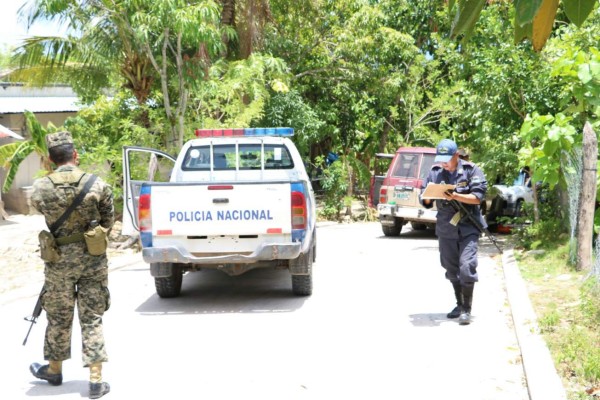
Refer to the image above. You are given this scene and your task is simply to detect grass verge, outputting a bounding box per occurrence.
[515,242,600,399]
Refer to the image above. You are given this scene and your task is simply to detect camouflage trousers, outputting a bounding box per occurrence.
[42,243,110,367]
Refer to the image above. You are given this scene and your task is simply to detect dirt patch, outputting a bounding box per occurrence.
[0,212,137,296]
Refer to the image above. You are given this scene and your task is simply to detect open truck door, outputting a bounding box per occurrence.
[122,146,176,236]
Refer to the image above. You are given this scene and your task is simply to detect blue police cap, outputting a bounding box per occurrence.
[435,139,458,162]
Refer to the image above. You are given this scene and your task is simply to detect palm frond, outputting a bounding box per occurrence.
[0,142,23,167]
[13,36,78,68]
[0,141,34,192]
[24,111,48,152]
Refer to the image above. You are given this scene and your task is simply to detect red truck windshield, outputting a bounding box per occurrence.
[391,153,436,180]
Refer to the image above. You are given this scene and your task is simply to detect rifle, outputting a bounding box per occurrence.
[446,193,503,254]
[23,287,44,346]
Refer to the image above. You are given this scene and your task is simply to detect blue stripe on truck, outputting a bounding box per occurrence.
[140,185,153,248]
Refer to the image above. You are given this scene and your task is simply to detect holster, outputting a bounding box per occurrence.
[38,230,61,262]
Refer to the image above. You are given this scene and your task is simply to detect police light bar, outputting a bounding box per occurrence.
[194,127,294,137]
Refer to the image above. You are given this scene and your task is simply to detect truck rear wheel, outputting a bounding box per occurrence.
[291,247,313,296]
[292,275,312,296]
[382,218,402,236]
[154,265,183,298]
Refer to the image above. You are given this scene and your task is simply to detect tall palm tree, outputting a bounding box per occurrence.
[12,0,155,105]
[14,0,231,148]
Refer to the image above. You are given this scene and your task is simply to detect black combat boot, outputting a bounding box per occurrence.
[89,382,110,399]
[446,281,463,319]
[30,363,63,386]
[459,284,474,325]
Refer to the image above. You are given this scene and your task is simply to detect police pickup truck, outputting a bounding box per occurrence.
[122,128,316,298]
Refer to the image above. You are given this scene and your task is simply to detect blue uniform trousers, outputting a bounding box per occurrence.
[438,234,479,286]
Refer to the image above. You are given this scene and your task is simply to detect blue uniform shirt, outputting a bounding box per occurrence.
[421,160,488,239]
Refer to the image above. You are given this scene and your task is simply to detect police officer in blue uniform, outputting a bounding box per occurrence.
[421,139,487,325]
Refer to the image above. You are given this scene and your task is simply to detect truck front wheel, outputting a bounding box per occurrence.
[410,221,427,231]
[154,264,183,298]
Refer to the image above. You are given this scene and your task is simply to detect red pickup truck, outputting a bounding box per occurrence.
[375,147,438,236]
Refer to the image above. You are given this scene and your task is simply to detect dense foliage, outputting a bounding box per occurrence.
[2,0,599,219]
[3,1,596,183]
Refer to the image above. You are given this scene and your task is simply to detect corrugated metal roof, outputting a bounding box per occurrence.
[0,97,81,114]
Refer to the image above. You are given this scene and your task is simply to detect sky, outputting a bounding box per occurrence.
[0,0,64,50]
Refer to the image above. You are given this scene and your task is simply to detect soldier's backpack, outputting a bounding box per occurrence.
[38,173,98,262]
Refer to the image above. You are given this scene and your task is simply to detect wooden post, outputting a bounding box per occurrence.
[576,122,598,271]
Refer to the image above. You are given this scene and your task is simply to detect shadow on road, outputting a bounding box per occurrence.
[377,228,506,258]
[0,219,17,227]
[375,228,437,241]
[409,313,463,327]
[135,268,309,315]
[26,379,88,397]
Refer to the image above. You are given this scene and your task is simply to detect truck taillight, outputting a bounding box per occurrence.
[291,191,307,229]
[290,182,307,236]
[379,187,388,205]
[138,186,152,247]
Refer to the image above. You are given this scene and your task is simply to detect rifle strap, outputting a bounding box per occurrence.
[49,174,98,233]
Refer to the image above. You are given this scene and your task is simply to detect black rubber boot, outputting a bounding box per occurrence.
[459,284,474,325]
[30,363,63,386]
[89,382,110,399]
[446,281,463,319]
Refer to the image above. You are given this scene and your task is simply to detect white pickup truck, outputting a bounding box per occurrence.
[122,128,316,298]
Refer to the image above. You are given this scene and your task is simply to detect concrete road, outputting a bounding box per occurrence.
[1,222,528,400]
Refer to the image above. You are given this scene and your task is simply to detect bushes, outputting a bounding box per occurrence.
[64,95,162,206]
[317,156,349,220]
[517,240,600,397]
[512,187,569,250]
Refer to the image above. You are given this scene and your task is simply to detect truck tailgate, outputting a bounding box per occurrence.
[148,182,292,237]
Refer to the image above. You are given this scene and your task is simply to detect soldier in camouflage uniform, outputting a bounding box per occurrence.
[29,131,114,399]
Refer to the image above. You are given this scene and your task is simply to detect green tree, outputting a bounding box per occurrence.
[265,0,439,192]
[64,94,162,200]
[123,0,233,148]
[14,0,141,103]
[15,0,234,149]
[191,53,290,133]
[220,0,273,59]
[445,3,562,181]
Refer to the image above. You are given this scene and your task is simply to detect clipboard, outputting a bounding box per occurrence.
[421,183,456,199]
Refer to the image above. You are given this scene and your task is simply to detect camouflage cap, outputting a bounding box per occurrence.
[45,131,73,149]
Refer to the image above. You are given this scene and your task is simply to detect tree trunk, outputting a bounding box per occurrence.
[221,0,236,26]
[345,156,353,217]
[531,178,540,223]
[576,122,597,271]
